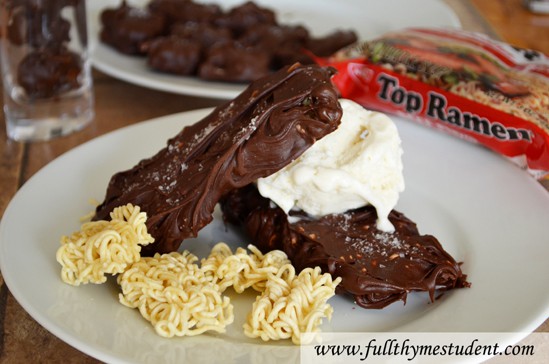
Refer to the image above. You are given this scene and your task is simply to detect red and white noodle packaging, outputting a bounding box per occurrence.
[319,28,549,182]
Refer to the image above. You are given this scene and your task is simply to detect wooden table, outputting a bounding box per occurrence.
[0,0,547,362]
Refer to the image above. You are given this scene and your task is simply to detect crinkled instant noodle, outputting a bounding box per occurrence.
[319,28,549,182]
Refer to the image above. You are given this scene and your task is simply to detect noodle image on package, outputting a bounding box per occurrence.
[322,27,549,181]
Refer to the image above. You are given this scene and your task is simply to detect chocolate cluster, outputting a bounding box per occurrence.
[100,0,357,82]
[5,0,85,99]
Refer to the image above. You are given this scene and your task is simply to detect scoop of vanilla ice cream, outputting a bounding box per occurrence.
[256,98,404,232]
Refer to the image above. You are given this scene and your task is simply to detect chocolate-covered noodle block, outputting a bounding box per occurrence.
[94,64,342,255]
[220,184,470,309]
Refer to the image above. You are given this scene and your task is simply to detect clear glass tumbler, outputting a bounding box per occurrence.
[0,0,94,141]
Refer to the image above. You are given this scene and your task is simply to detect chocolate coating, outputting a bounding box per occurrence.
[213,1,277,37]
[220,184,470,309]
[170,22,232,49]
[17,48,82,99]
[94,64,342,255]
[100,1,167,55]
[306,30,359,57]
[238,24,313,69]
[5,0,73,48]
[148,0,222,24]
[198,40,271,83]
[145,36,202,75]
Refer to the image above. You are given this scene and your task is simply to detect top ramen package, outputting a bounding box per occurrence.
[319,28,549,182]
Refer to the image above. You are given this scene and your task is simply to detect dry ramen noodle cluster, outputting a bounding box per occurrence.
[56,204,340,343]
[56,204,154,285]
[118,250,234,338]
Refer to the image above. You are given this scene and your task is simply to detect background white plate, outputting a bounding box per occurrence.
[88,0,461,98]
[1,109,549,364]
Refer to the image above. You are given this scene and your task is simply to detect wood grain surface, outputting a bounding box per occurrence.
[1,1,547,363]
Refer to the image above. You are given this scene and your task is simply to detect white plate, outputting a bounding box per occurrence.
[88,0,461,98]
[1,109,549,364]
